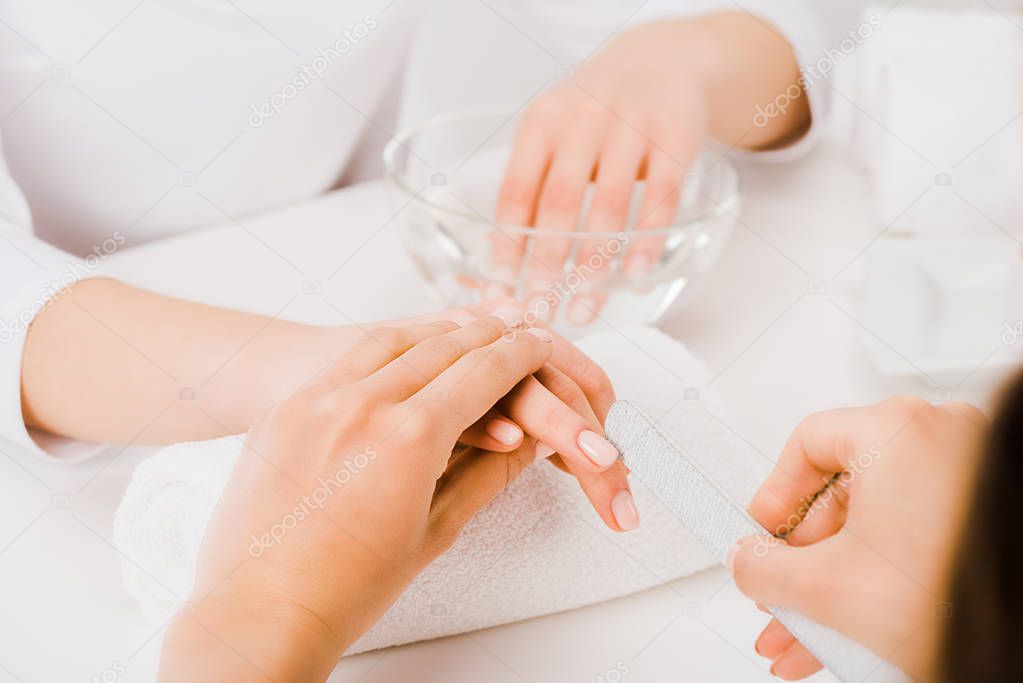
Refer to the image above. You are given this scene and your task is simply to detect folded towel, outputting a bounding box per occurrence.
[838,5,1023,234]
[113,326,770,654]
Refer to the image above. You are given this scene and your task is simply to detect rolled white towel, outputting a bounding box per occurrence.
[837,4,1023,234]
[114,326,769,654]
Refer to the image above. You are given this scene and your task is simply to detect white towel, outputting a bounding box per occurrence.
[837,4,1023,235]
[113,326,770,654]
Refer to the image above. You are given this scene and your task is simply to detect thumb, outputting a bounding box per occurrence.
[729,533,851,629]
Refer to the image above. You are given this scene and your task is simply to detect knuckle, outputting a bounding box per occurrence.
[475,347,513,379]
[881,394,930,422]
[572,358,613,401]
[522,98,559,128]
[942,401,987,426]
[468,315,506,338]
[369,326,406,352]
[420,335,465,363]
[543,372,586,407]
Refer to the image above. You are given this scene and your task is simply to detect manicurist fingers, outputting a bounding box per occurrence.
[317,321,459,389]
[403,326,555,451]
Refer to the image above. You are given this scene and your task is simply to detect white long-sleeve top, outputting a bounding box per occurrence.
[0,0,828,459]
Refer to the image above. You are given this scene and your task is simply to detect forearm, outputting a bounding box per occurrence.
[683,11,811,150]
[21,277,350,444]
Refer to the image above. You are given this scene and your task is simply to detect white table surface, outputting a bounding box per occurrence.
[0,137,1012,683]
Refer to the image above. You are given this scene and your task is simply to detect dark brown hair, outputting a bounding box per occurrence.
[941,372,1023,681]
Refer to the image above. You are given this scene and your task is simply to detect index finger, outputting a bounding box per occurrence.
[748,398,928,537]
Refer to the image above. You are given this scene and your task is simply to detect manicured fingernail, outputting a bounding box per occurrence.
[566,296,597,326]
[490,305,523,327]
[755,602,770,615]
[485,418,523,446]
[577,430,618,467]
[535,442,556,460]
[726,542,740,575]
[611,490,640,531]
[623,253,650,278]
[491,264,516,285]
[527,327,553,343]
[483,283,509,300]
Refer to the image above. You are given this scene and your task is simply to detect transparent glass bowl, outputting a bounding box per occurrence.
[383,108,740,336]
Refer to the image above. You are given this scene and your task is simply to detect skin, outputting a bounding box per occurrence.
[491,12,812,324]
[21,279,635,529]
[159,316,567,681]
[729,396,986,680]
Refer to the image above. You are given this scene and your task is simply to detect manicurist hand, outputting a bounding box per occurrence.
[729,397,986,680]
[159,315,573,681]
[492,12,811,324]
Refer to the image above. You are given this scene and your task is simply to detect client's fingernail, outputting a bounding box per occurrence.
[726,542,741,575]
[611,490,640,531]
[535,442,556,460]
[485,418,523,446]
[623,253,650,279]
[566,296,597,326]
[577,430,618,467]
[527,327,553,343]
[490,305,523,327]
[491,264,516,285]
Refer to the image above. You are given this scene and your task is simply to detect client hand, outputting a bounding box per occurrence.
[729,397,985,680]
[159,315,565,681]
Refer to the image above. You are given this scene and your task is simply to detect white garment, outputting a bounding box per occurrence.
[0,0,828,459]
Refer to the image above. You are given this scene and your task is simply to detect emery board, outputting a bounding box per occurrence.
[604,400,910,683]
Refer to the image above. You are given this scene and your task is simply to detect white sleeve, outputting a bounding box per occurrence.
[0,135,104,461]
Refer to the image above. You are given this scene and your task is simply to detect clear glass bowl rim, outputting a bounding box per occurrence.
[383,105,742,240]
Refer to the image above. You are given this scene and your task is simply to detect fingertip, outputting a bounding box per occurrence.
[610,489,640,531]
[485,418,523,447]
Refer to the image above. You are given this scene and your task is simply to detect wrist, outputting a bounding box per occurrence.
[160,589,343,682]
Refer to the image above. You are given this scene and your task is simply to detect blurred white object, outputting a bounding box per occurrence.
[113,327,770,655]
[863,237,1023,381]
[836,4,1023,234]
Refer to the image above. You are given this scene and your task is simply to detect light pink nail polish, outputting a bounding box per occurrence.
[726,543,740,575]
[566,296,597,326]
[623,253,650,279]
[611,490,640,531]
[527,327,553,343]
[577,430,619,467]
[485,418,523,446]
[535,442,556,460]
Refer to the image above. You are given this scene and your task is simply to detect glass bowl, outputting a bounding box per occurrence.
[383,107,740,336]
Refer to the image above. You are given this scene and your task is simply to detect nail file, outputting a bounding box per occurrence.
[604,400,910,683]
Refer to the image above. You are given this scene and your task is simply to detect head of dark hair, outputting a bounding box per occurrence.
[941,371,1023,682]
